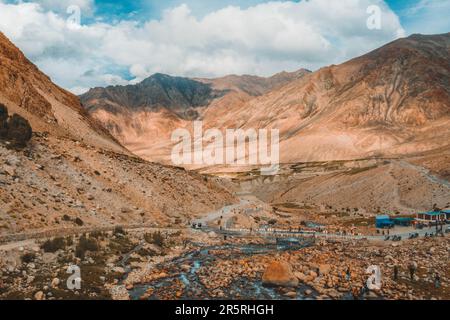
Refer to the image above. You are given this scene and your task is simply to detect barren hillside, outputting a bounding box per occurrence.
[0,32,236,236]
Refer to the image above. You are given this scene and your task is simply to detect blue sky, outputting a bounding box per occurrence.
[385,0,450,34]
[6,0,448,33]
[91,0,450,35]
[0,0,448,93]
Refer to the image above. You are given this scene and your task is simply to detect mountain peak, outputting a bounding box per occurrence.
[81,72,227,119]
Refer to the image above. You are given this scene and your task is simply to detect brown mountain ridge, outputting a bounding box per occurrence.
[0,31,236,236]
[82,33,450,165]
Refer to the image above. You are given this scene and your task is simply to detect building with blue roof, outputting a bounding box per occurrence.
[416,211,446,223]
[376,215,394,229]
[442,209,450,221]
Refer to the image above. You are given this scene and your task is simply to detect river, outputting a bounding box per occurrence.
[124,240,319,300]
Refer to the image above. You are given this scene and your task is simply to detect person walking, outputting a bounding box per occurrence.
[351,286,360,300]
[435,273,441,289]
[393,265,399,281]
[408,261,417,281]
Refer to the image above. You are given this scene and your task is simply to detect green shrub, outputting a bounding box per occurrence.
[113,226,126,236]
[75,235,99,259]
[21,252,36,263]
[41,237,66,253]
[90,231,104,239]
[144,231,165,247]
[65,236,74,246]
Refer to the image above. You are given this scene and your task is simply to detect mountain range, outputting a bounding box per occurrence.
[1,30,449,228]
[81,33,450,167]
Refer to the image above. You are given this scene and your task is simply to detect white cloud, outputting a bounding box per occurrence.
[0,0,405,94]
[9,0,94,14]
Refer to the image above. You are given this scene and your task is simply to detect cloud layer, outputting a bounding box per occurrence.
[0,0,405,94]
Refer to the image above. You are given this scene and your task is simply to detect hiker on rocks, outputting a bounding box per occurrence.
[351,286,360,300]
[346,267,351,281]
[435,273,441,289]
[408,261,417,281]
[393,265,399,281]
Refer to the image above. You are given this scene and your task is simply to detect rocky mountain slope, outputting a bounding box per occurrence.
[82,73,228,121]
[81,69,310,162]
[0,33,124,154]
[223,33,450,163]
[0,32,236,236]
[83,33,450,165]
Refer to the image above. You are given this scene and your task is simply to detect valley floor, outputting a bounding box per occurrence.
[0,191,449,300]
[1,138,449,300]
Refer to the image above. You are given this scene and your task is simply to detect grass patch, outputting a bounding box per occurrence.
[41,237,66,253]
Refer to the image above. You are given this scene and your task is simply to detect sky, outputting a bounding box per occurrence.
[0,0,448,94]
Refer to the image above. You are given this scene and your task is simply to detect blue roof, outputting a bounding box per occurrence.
[420,211,443,216]
[442,210,450,214]
[392,217,414,221]
[376,215,390,220]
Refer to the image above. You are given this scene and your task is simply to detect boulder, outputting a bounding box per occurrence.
[2,165,16,177]
[0,103,8,138]
[262,260,299,288]
[284,291,297,298]
[121,207,131,214]
[34,291,45,300]
[318,264,332,275]
[112,266,126,274]
[51,278,60,288]
[7,114,32,147]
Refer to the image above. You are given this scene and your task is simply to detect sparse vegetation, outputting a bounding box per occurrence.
[41,237,66,253]
[75,235,99,259]
[144,231,165,247]
[21,252,36,264]
[113,226,126,236]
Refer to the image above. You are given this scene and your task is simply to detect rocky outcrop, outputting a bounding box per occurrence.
[0,103,8,138]
[6,114,32,148]
[0,103,32,148]
[262,260,299,288]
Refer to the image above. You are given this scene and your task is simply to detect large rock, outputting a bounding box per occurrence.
[0,103,8,138]
[8,114,33,147]
[34,291,45,300]
[7,114,32,147]
[262,260,299,288]
[318,264,332,275]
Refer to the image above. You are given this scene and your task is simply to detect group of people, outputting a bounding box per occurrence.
[401,262,441,288]
[351,262,442,300]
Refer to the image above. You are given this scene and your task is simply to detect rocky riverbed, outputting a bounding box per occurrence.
[0,227,448,300]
